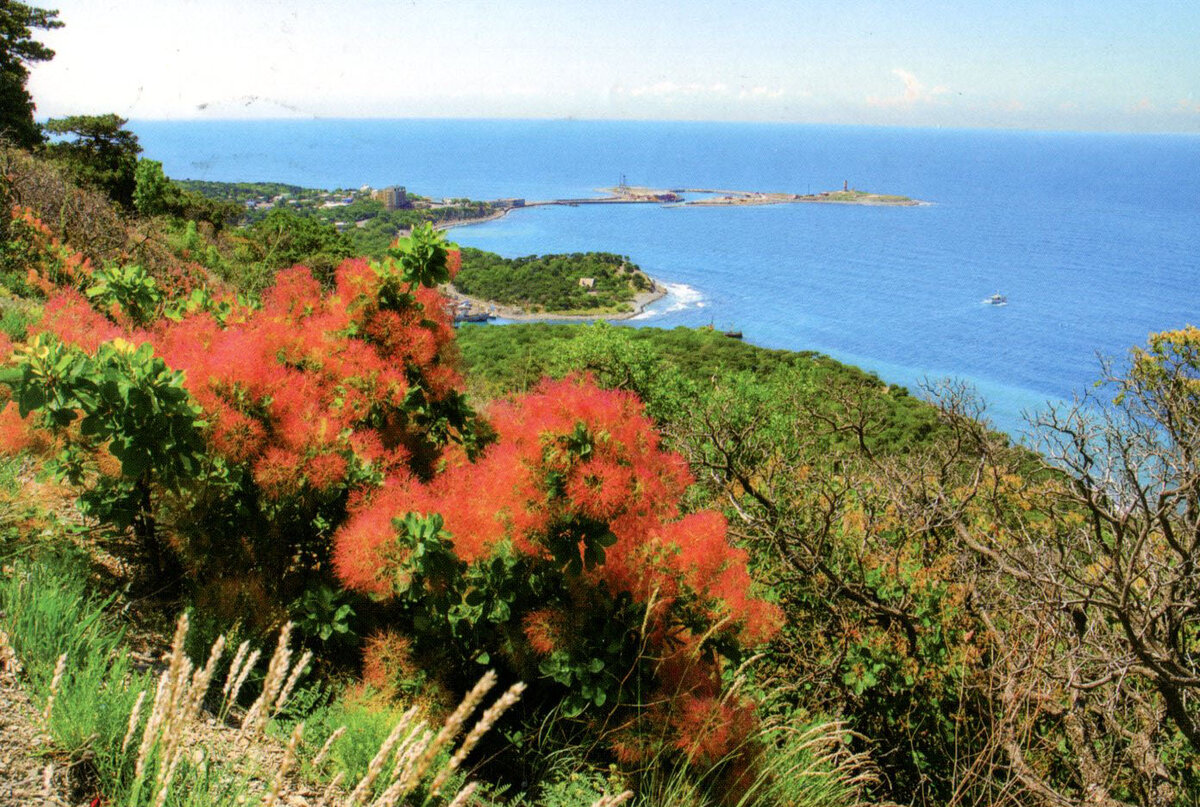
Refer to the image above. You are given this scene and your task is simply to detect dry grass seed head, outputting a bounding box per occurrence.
[274,648,313,713]
[0,628,21,677]
[222,640,251,701]
[243,622,294,734]
[346,705,420,806]
[136,672,174,777]
[225,647,261,715]
[445,781,479,807]
[42,651,67,723]
[264,720,305,807]
[122,689,147,753]
[323,770,347,803]
[312,725,346,769]
[389,724,431,786]
[406,670,496,789]
[591,792,634,807]
[372,725,437,807]
[429,681,527,796]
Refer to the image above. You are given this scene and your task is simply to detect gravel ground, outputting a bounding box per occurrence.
[0,650,74,807]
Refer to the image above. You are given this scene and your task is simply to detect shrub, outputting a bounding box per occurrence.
[3,207,779,789]
[334,375,781,771]
[4,213,482,607]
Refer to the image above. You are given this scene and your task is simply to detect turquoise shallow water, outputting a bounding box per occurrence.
[132,119,1200,437]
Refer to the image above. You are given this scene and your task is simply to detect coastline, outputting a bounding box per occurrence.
[434,207,515,231]
[440,208,669,322]
[432,181,916,324]
[435,184,921,238]
[443,283,668,323]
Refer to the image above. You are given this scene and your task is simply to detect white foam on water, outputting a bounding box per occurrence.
[632,282,705,319]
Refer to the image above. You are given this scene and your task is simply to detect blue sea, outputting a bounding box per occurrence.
[131,119,1200,437]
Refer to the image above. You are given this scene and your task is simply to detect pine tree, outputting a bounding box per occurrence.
[0,2,61,148]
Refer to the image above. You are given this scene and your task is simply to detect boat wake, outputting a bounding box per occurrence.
[632,282,705,319]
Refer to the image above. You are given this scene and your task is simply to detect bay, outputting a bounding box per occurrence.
[132,119,1200,437]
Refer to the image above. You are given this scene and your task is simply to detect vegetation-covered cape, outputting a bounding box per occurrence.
[453,248,654,313]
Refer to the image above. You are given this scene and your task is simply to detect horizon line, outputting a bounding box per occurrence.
[100,115,1200,138]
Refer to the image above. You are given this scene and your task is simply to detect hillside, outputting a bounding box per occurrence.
[1,143,1198,807]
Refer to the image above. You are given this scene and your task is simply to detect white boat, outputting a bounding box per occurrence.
[986,293,1007,306]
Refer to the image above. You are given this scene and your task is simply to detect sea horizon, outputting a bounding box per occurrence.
[120,115,1200,139]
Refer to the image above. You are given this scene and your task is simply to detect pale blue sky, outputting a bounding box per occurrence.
[26,0,1200,132]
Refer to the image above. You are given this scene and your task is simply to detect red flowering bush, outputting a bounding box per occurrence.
[333,375,781,767]
[4,212,777,773]
[1,204,207,301]
[1,205,94,296]
[140,229,479,587]
[6,218,482,597]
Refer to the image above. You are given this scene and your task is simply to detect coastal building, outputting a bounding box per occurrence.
[372,185,411,211]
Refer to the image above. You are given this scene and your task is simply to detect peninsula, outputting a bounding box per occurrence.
[499,183,921,212]
[438,181,922,233]
[446,247,666,322]
[596,183,921,207]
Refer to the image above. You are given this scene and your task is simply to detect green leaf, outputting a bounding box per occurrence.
[118,450,149,479]
[16,385,45,416]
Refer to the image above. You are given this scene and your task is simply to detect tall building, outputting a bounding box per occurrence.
[372,185,410,211]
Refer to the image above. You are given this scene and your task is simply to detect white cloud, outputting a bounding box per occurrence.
[865,69,949,108]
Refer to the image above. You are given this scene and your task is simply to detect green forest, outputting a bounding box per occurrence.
[453,248,654,313]
[178,179,498,258]
[1,6,1199,806]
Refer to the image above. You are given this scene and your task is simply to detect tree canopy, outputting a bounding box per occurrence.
[0,2,61,148]
[41,114,142,208]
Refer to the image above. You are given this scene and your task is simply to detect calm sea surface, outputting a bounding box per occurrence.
[132,119,1200,437]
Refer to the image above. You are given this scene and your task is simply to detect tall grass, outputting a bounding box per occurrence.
[625,717,873,807]
[1,550,531,806]
[630,716,875,807]
[0,553,124,696]
[729,720,877,807]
